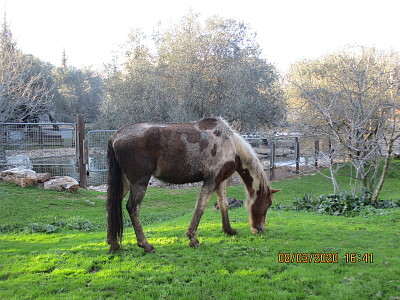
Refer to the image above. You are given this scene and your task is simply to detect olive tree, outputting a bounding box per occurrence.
[99,13,286,131]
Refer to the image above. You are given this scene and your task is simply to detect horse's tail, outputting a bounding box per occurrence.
[106,138,124,251]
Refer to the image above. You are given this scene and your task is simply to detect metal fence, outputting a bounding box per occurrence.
[84,130,331,185]
[6,123,396,186]
[243,135,333,178]
[86,130,116,186]
[0,123,77,178]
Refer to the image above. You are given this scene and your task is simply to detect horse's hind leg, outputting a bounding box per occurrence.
[216,181,237,235]
[126,180,154,253]
[186,183,214,247]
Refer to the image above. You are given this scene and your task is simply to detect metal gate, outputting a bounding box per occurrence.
[86,130,116,186]
[0,123,77,177]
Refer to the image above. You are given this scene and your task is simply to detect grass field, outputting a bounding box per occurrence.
[0,161,399,299]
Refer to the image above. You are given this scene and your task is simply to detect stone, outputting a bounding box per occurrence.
[0,167,38,187]
[36,172,51,183]
[214,198,244,210]
[44,176,79,192]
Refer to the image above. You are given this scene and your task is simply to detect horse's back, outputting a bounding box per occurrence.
[110,118,237,184]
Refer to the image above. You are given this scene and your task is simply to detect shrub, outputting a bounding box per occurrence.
[65,217,96,231]
[293,190,399,217]
[2,217,97,234]
[26,223,59,234]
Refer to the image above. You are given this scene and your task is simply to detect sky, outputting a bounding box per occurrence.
[1,0,400,73]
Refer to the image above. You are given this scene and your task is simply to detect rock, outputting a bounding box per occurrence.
[37,172,51,183]
[6,154,33,169]
[214,198,244,210]
[87,184,108,192]
[0,167,38,187]
[44,176,79,192]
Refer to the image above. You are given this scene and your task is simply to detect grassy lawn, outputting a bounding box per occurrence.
[0,161,399,299]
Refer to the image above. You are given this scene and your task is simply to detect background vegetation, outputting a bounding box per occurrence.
[1,13,285,131]
[99,13,285,130]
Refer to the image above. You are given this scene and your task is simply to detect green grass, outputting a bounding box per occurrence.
[0,162,399,299]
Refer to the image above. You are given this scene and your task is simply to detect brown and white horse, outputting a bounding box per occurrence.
[106,117,280,253]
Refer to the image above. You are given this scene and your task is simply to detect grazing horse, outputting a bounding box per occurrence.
[106,117,280,253]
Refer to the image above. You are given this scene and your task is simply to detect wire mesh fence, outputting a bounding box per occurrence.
[84,130,399,186]
[0,123,77,178]
[10,122,394,186]
[87,130,116,186]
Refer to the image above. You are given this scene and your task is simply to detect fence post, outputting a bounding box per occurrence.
[77,114,87,188]
[269,140,276,181]
[295,137,300,174]
[314,139,320,168]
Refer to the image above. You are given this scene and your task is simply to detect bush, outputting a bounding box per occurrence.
[65,217,95,231]
[293,190,399,217]
[1,217,97,234]
[26,223,59,234]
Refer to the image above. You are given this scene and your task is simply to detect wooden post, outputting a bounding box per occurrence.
[77,114,87,188]
[295,137,300,174]
[269,140,275,180]
[314,139,320,168]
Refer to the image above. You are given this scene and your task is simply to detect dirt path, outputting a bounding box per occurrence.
[87,166,315,192]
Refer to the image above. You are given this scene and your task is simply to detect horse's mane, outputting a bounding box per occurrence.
[232,132,269,178]
[218,118,270,189]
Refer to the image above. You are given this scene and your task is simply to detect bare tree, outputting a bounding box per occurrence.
[0,19,51,123]
[287,46,400,200]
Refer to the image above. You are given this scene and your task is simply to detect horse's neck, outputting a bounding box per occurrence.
[236,155,265,196]
[231,133,267,195]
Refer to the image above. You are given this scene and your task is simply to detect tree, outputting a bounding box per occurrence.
[51,52,102,123]
[0,18,52,123]
[287,46,400,200]
[99,13,286,130]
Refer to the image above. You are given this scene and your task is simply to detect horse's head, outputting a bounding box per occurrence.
[248,187,281,233]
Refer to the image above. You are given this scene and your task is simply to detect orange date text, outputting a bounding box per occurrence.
[278,252,339,263]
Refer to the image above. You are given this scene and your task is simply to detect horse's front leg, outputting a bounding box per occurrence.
[126,182,154,253]
[186,183,214,247]
[216,181,237,235]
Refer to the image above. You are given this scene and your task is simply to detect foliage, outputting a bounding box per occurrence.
[0,18,53,122]
[293,190,400,217]
[51,62,102,123]
[21,217,96,234]
[99,13,286,131]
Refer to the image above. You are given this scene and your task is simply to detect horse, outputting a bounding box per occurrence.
[106,117,280,253]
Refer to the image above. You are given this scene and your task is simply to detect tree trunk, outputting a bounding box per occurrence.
[371,134,400,202]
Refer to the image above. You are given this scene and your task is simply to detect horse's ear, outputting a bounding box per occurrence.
[271,189,282,194]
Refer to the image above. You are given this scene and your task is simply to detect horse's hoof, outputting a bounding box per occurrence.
[108,244,121,253]
[224,228,237,235]
[189,239,200,248]
[144,244,155,253]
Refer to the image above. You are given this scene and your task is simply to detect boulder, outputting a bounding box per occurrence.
[44,176,79,192]
[37,172,51,183]
[0,167,38,187]
[214,198,244,210]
